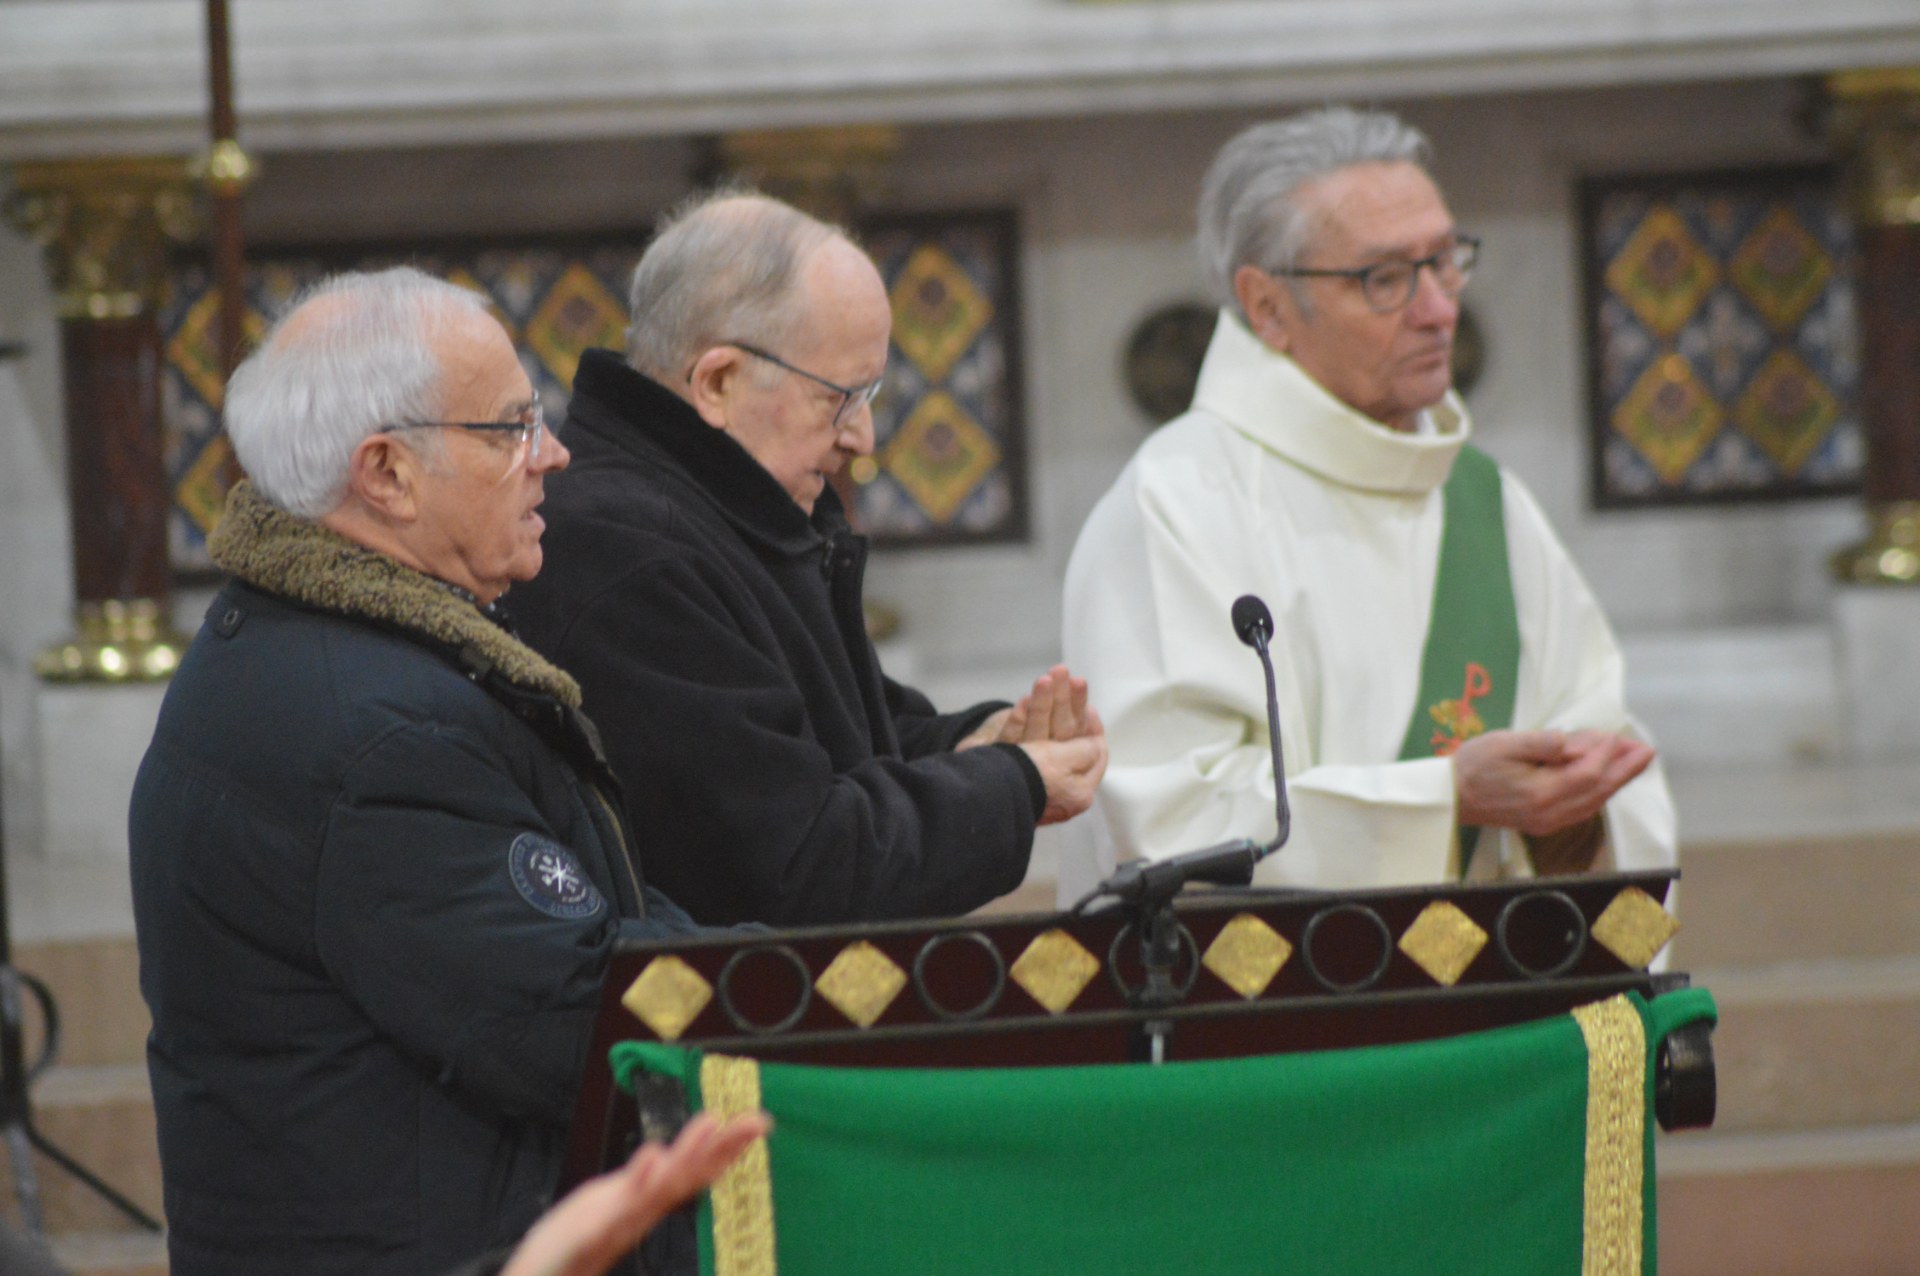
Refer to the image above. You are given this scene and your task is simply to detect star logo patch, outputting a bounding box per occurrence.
[507,833,607,921]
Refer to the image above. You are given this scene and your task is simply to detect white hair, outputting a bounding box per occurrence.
[1196,106,1432,321]
[625,188,844,385]
[224,266,488,518]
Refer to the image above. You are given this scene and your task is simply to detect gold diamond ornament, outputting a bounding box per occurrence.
[526,263,626,387]
[879,391,1000,525]
[1605,206,1720,338]
[176,433,235,536]
[1398,901,1489,986]
[621,955,713,1041]
[1011,929,1099,1015]
[1727,207,1831,333]
[814,940,908,1029]
[1733,349,1840,477]
[1202,913,1292,1000]
[1616,354,1723,484]
[1592,887,1681,969]
[888,243,991,382]
[166,287,267,408]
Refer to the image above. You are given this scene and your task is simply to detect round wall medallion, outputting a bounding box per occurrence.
[1123,302,1217,424]
[1451,302,1486,399]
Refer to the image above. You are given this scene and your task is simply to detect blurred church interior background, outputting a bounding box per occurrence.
[2,2,1918,1271]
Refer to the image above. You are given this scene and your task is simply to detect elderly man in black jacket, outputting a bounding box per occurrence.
[514,192,1108,928]
[129,267,706,1276]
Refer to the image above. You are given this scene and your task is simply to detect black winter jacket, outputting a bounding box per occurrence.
[512,350,1042,927]
[129,482,698,1276]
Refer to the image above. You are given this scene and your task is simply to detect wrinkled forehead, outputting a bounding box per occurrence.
[1297,161,1454,261]
[787,235,892,375]
[430,307,533,414]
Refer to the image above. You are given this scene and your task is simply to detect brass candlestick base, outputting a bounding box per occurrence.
[36,598,190,682]
[1831,501,1920,585]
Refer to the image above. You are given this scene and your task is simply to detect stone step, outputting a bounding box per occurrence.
[0,1064,163,1237]
[12,937,148,1070]
[1659,1124,1920,1276]
[1695,955,1920,1134]
[48,1228,168,1276]
[1668,830,1920,969]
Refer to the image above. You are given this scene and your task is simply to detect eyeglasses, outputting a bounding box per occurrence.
[1270,235,1480,314]
[384,401,547,470]
[723,341,884,429]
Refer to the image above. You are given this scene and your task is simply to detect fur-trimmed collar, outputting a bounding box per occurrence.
[209,480,582,708]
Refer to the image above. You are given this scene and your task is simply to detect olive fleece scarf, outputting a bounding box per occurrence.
[208,480,582,709]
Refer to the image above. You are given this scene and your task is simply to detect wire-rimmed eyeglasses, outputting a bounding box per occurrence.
[1270,235,1480,314]
[383,401,547,470]
[723,341,884,429]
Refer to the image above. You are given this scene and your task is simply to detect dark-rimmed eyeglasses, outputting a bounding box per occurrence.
[383,401,546,468]
[1270,235,1480,314]
[722,341,884,429]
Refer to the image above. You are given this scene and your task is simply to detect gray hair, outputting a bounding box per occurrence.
[625,188,844,385]
[1197,106,1432,321]
[225,266,489,518]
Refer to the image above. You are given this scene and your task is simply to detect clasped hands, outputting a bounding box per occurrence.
[1451,728,1655,875]
[957,664,1108,826]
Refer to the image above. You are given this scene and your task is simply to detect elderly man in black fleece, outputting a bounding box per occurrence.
[515,190,1107,928]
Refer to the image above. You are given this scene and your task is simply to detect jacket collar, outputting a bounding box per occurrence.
[569,349,843,556]
[1192,309,1470,497]
[208,480,583,708]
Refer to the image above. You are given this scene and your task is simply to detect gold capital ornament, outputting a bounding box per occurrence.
[5,156,202,680]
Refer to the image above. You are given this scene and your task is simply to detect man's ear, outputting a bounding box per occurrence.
[683,346,746,432]
[1234,264,1296,354]
[342,433,423,523]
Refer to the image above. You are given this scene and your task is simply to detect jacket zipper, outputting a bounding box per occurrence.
[588,784,647,920]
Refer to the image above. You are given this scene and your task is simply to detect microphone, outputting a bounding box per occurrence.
[1231,594,1272,649]
[1230,593,1292,854]
[1077,594,1292,911]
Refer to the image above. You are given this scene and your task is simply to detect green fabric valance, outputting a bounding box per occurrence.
[613,987,1717,1276]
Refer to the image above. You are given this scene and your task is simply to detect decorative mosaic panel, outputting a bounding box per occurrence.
[161,212,1028,572]
[853,210,1029,545]
[161,238,647,573]
[1580,167,1863,509]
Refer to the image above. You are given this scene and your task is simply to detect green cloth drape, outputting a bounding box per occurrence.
[613,987,1716,1276]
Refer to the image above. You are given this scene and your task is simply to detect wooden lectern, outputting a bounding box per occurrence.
[564,871,1714,1274]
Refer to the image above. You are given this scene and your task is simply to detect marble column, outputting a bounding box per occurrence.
[4,157,198,682]
[1827,69,1920,585]
[1825,70,1920,757]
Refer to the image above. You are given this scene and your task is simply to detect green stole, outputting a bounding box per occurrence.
[1394,444,1520,874]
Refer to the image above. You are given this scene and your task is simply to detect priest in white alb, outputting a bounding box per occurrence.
[1060,106,1676,904]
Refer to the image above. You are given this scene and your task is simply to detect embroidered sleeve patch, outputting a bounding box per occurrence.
[507,832,607,921]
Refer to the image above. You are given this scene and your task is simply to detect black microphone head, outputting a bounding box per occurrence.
[1231,594,1273,649]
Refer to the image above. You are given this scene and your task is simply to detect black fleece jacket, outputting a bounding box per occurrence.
[512,350,1042,927]
[131,483,700,1276]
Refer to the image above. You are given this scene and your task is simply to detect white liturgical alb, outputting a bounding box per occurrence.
[1060,312,1677,904]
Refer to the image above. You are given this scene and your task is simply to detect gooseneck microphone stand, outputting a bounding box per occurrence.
[1074,594,1297,1064]
[0,684,164,1234]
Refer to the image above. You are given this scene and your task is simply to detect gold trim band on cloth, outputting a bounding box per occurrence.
[699,1053,778,1276]
[1571,995,1648,1276]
